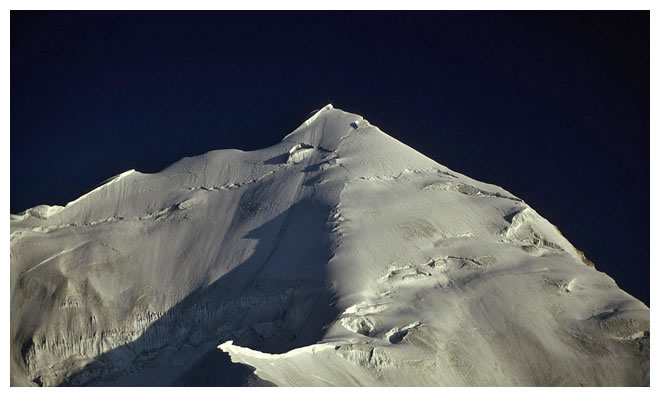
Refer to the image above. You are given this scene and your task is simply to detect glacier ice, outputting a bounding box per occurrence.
[10,105,649,386]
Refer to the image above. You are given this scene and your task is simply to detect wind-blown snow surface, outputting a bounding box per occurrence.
[10,105,649,386]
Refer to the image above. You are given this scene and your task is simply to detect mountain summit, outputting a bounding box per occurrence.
[10,106,649,386]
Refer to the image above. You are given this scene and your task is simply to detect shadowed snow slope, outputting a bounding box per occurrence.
[10,105,649,386]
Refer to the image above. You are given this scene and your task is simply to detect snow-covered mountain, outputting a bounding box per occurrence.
[10,105,649,386]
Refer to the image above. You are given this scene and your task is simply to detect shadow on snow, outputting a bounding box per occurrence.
[60,197,339,386]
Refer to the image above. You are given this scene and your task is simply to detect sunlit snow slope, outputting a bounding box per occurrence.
[10,105,649,386]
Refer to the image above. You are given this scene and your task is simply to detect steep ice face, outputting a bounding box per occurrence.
[10,105,649,386]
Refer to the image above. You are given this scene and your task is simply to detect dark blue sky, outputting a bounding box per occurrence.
[10,11,649,305]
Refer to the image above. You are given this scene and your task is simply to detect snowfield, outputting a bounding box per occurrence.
[10,105,649,386]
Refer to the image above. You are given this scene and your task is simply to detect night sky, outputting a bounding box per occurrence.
[10,11,649,305]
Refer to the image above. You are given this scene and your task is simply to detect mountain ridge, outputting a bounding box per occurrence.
[10,106,649,386]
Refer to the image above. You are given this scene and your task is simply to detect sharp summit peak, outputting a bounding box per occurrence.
[281,104,373,150]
